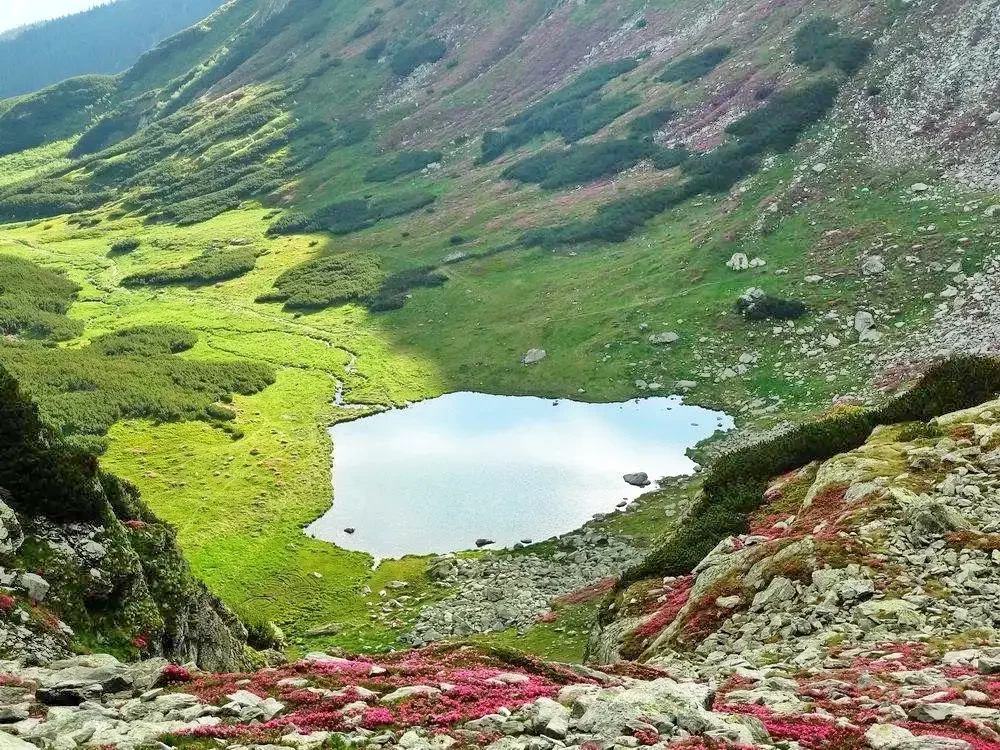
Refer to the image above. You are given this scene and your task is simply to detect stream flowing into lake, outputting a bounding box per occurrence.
[307,392,732,559]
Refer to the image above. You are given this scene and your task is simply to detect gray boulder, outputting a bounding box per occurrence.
[521,349,547,365]
[0,492,23,556]
[623,472,650,488]
[648,331,680,345]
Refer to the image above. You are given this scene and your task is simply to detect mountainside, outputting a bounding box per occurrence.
[0,0,998,678]
[0,0,226,100]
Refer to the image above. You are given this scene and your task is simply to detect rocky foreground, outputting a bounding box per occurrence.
[10,398,1000,748]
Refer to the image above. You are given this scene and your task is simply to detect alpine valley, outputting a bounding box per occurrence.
[1,0,1000,748]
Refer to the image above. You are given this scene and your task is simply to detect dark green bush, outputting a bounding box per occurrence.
[368,266,447,311]
[627,106,678,138]
[266,211,313,237]
[390,38,447,76]
[736,294,808,321]
[121,246,258,287]
[793,17,873,76]
[610,356,1000,604]
[0,255,82,341]
[365,39,388,60]
[658,46,730,83]
[503,139,667,189]
[258,252,384,309]
[350,15,381,39]
[109,238,141,255]
[365,150,443,182]
[90,325,198,357]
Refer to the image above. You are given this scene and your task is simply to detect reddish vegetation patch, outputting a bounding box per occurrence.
[552,577,617,606]
[946,530,1000,553]
[0,594,14,612]
[178,646,600,741]
[722,704,865,749]
[714,642,1000,750]
[621,576,694,659]
[749,483,852,541]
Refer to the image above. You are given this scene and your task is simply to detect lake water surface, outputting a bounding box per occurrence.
[307,392,732,559]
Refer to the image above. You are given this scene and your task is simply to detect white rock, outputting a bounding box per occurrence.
[911,183,931,193]
[521,349,547,365]
[726,253,750,271]
[649,331,680,345]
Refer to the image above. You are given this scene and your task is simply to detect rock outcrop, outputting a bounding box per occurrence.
[0,366,250,671]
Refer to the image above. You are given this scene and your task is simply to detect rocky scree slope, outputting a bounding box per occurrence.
[0,365,253,670]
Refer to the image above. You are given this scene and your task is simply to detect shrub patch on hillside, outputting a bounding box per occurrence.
[365,151,443,182]
[0,255,83,341]
[523,78,839,247]
[627,107,678,139]
[503,140,687,189]
[793,17,873,76]
[256,252,384,309]
[390,38,447,77]
[658,46,731,83]
[121,246,258,287]
[267,192,436,236]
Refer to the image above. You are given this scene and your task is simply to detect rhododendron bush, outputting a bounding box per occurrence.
[176,645,600,742]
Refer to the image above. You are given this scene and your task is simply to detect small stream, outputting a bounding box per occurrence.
[307,392,732,559]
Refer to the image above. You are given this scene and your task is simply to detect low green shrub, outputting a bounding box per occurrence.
[658,46,730,83]
[364,39,388,60]
[365,150,443,182]
[280,192,436,235]
[257,251,384,309]
[503,139,669,189]
[109,238,141,256]
[90,326,198,357]
[736,294,808,321]
[793,17,873,76]
[121,247,258,287]
[0,255,82,341]
[390,38,447,76]
[627,106,678,138]
[368,266,448,311]
[350,15,381,40]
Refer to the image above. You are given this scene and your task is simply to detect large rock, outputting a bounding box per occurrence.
[623,472,650,487]
[648,331,680,346]
[521,349,546,365]
[18,573,49,602]
[573,679,739,740]
[0,491,23,556]
[726,253,749,271]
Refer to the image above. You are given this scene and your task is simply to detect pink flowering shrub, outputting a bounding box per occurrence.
[161,665,192,684]
[633,728,659,745]
[175,645,602,742]
[552,577,617,606]
[621,576,694,659]
[124,520,148,530]
[0,594,14,613]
